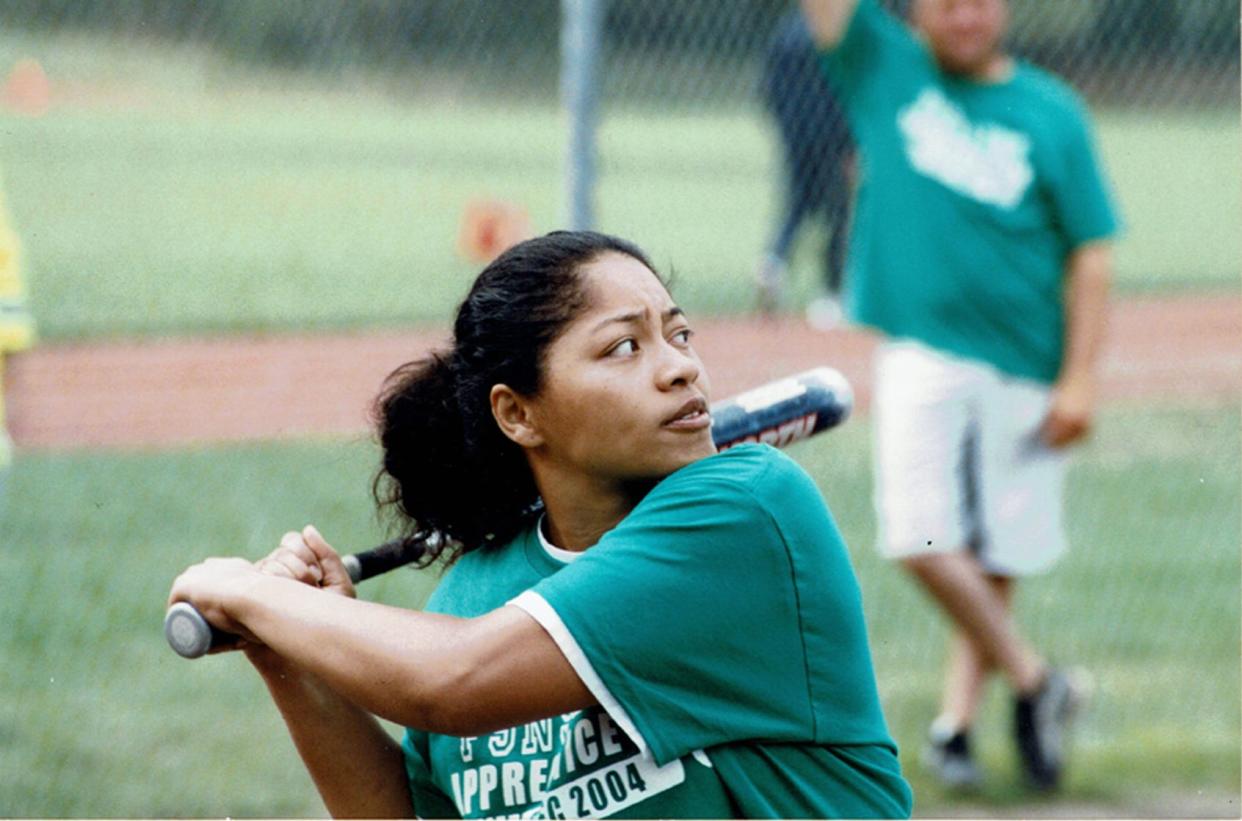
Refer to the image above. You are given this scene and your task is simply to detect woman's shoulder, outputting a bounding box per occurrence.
[681,442,809,482]
[655,443,821,511]
[613,445,841,567]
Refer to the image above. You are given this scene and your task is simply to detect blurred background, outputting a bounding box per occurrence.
[0,1,1237,817]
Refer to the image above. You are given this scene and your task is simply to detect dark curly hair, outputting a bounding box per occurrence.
[372,230,657,566]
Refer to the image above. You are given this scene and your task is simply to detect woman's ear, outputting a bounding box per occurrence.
[490,384,544,448]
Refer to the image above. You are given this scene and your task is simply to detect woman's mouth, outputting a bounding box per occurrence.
[663,397,711,430]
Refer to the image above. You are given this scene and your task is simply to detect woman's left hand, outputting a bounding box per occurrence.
[167,556,265,645]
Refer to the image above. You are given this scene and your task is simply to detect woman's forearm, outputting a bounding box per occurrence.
[233,574,467,729]
[248,649,413,819]
[170,554,594,737]
[228,573,593,736]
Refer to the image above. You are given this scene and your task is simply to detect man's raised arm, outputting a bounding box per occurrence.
[800,0,860,49]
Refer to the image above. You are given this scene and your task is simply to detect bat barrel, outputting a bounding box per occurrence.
[711,366,852,450]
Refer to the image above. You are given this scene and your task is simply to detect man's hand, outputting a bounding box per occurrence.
[1040,376,1095,448]
[801,0,860,48]
[1044,242,1112,449]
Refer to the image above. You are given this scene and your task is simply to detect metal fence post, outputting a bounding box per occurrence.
[561,0,603,231]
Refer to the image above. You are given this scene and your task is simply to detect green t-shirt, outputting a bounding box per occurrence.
[404,445,912,818]
[820,0,1120,383]
[402,533,737,818]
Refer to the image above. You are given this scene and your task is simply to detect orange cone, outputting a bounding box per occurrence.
[3,58,51,117]
[458,199,532,264]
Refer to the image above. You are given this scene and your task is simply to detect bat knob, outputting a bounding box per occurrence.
[164,602,214,659]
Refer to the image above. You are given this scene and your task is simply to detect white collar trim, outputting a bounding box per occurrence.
[537,515,584,564]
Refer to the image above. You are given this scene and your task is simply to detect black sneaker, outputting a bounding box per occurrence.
[1014,668,1090,790]
[922,720,983,791]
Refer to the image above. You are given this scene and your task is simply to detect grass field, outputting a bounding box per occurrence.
[1,402,1237,817]
[0,32,1237,340]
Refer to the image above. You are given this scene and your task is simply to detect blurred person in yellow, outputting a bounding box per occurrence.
[0,183,34,484]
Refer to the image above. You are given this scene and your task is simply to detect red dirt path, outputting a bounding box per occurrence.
[7,293,1239,451]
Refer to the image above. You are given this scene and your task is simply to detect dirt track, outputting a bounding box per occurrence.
[7,293,1239,451]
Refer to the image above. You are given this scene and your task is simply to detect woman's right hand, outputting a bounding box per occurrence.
[256,525,356,599]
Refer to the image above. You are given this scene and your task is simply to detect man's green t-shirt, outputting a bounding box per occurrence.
[403,445,912,818]
[820,0,1120,383]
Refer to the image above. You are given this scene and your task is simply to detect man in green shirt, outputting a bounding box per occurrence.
[802,0,1119,792]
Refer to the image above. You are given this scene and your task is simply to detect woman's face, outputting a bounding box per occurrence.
[526,251,716,484]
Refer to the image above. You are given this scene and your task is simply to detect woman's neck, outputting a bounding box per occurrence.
[535,467,654,552]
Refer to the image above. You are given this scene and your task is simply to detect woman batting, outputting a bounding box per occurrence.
[168,230,912,818]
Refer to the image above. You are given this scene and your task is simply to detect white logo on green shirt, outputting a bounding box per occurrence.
[897,87,1033,210]
[448,709,686,818]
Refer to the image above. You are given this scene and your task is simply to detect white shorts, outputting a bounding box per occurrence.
[872,341,1067,577]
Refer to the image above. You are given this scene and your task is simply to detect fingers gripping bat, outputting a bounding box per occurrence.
[165,366,853,659]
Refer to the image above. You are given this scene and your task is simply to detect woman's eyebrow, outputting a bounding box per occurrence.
[590,306,684,334]
[591,310,644,333]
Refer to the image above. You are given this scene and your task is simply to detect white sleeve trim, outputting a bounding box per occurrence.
[508,590,652,758]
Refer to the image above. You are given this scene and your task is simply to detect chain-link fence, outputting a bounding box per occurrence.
[0,1,1236,328]
[4,1,1235,104]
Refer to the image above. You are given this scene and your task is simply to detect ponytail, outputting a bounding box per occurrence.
[372,351,538,565]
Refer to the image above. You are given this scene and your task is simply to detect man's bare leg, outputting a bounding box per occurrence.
[902,552,1043,695]
[940,574,1014,729]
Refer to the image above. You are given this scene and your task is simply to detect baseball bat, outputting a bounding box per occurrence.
[165,366,852,659]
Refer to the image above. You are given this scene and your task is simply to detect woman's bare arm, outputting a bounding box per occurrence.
[247,647,413,819]
[169,527,595,738]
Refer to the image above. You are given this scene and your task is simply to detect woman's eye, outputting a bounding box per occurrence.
[671,328,694,346]
[608,338,638,357]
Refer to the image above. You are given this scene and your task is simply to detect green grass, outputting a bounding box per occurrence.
[0,100,565,340]
[1,403,1237,817]
[0,435,436,817]
[0,33,1236,340]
